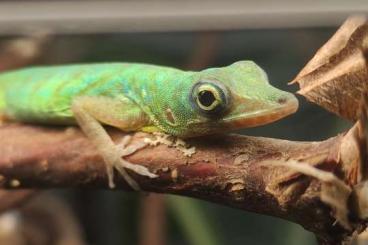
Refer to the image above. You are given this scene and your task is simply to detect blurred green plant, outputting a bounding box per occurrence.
[167,196,223,245]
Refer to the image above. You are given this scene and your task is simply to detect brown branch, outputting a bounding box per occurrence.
[0,121,365,244]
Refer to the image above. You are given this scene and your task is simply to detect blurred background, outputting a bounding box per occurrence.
[0,1,366,245]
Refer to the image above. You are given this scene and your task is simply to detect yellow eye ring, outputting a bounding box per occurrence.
[196,85,222,111]
[190,80,230,117]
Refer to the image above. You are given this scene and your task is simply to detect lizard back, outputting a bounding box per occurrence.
[0,63,185,125]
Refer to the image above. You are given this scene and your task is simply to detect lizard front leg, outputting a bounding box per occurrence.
[71,97,157,190]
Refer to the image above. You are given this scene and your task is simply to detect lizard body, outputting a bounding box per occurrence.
[0,61,298,189]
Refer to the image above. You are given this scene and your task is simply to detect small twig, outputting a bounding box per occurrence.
[0,32,50,71]
[139,194,167,245]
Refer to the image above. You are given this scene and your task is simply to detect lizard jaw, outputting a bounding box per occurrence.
[224,96,299,128]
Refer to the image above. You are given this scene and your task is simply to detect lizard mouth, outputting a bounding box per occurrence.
[223,95,299,128]
[183,94,298,137]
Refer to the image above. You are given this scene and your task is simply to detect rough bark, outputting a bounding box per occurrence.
[0,122,365,244]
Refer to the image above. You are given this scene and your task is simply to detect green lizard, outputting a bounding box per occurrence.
[0,61,298,190]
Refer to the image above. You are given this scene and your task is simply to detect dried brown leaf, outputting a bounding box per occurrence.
[353,181,368,219]
[292,16,368,121]
[350,94,368,221]
[266,160,352,230]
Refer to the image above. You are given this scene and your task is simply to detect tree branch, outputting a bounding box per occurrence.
[0,121,364,244]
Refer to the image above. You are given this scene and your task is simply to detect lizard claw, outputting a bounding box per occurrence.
[102,136,158,190]
[108,137,158,190]
[120,159,158,178]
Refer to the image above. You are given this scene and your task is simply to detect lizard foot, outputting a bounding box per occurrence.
[144,132,196,157]
[105,135,158,190]
[70,99,158,191]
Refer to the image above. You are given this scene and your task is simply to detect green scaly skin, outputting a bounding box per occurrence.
[0,61,298,137]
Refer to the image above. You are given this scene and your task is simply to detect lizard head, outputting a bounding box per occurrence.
[152,61,298,137]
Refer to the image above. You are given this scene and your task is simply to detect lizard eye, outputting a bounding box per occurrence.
[197,87,220,110]
[191,80,230,116]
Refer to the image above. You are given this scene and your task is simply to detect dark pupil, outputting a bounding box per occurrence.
[198,90,216,107]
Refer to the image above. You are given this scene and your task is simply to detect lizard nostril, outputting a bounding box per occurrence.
[277,97,288,105]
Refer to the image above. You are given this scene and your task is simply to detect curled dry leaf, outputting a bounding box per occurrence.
[350,93,368,222]
[291,16,368,121]
[266,160,352,230]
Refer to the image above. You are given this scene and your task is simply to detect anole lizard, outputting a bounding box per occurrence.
[0,61,298,190]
